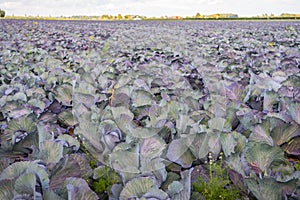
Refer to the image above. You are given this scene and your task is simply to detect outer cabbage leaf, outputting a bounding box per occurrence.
[98,120,122,152]
[271,123,300,146]
[228,169,247,194]
[249,121,274,146]
[282,137,300,156]
[73,92,95,108]
[232,131,247,154]
[166,137,196,168]
[245,177,281,200]
[0,161,49,192]
[161,172,180,191]
[132,89,154,107]
[179,168,193,200]
[263,91,278,112]
[2,114,37,148]
[43,190,64,200]
[245,142,285,172]
[207,131,222,156]
[58,177,98,200]
[140,158,167,186]
[286,101,300,125]
[50,154,92,190]
[0,179,15,200]
[74,112,105,162]
[0,162,30,180]
[167,181,183,198]
[12,92,27,102]
[236,108,263,133]
[130,126,161,139]
[111,106,134,122]
[140,136,165,159]
[54,83,73,106]
[110,184,123,200]
[220,133,237,157]
[142,187,169,200]
[188,133,209,160]
[208,117,226,132]
[226,82,244,101]
[225,154,246,177]
[119,177,156,200]
[57,109,78,127]
[56,134,80,151]
[14,173,36,195]
[110,144,140,182]
[110,106,138,137]
[176,114,194,135]
[37,140,64,165]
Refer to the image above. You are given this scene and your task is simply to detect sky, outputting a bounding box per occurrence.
[0,0,299,17]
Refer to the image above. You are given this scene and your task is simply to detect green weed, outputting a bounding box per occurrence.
[93,165,121,195]
[193,152,241,200]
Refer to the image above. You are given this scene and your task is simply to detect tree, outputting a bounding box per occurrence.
[101,14,109,20]
[0,9,5,17]
[124,15,133,20]
[195,12,202,18]
[117,14,123,20]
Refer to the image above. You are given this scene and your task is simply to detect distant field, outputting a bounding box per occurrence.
[0,20,299,199]
[3,15,300,20]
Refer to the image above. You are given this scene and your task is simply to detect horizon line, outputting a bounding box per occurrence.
[3,12,300,18]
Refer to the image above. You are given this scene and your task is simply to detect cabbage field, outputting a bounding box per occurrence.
[0,19,300,199]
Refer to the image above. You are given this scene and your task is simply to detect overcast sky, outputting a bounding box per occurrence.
[0,0,299,17]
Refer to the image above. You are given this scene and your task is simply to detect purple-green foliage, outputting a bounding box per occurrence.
[0,20,299,199]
